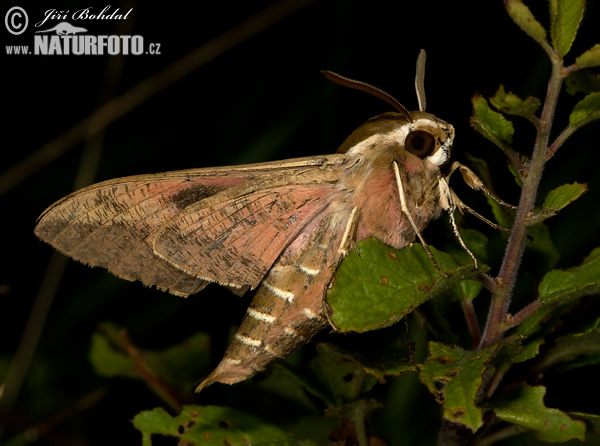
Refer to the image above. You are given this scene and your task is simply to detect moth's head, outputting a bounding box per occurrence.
[338,111,454,169]
[325,50,454,168]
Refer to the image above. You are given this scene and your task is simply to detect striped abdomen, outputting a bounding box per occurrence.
[195,212,347,391]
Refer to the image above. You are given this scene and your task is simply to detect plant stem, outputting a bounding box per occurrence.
[461,299,481,348]
[479,55,565,349]
[504,299,541,329]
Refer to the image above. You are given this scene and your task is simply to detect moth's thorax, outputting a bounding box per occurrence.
[337,111,453,249]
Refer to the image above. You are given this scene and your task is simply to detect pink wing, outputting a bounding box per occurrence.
[152,184,335,289]
[35,161,343,297]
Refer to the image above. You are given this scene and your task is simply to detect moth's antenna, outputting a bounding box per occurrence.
[415,49,427,112]
[321,70,413,122]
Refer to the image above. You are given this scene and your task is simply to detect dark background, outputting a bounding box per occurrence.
[2,1,599,444]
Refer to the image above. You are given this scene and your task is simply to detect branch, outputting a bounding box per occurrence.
[480,55,566,349]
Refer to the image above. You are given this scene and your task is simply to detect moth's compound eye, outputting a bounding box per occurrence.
[405,130,436,157]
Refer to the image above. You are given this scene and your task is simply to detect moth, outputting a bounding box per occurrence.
[35,51,507,392]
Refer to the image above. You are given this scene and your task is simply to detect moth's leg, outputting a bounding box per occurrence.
[393,161,446,275]
[438,176,479,269]
[449,189,511,233]
[446,161,517,210]
[445,161,514,232]
[325,206,359,330]
[337,207,359,257]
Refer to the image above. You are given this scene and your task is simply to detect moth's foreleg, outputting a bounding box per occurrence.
[438,176,479,269]
[337,207,359,257]
[393,161,446,275]
[446,161,517,210]
[450,189,511,233]
[445,161,514,233]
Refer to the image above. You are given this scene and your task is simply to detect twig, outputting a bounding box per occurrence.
[480,55,566,349]
[504,300,541,330]
[119,330,184,412]
[461,299,481,348]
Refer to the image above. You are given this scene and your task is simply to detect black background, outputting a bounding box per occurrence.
[2,1,599,444]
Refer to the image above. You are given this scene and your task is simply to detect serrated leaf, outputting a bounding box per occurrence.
[536,319,600,371]
[490,85,541,119]
[327,239,481,333]
[511,338,544,363]
[566,70,600,95]
[576,43,600,69]
[550,0,585,57]
[571,412,600,434]
[310,344,378,404]
[570,91,600,126]
[133,405,299,446]
[505,0,548,48]
[471,96,514,147]
[418,341,507,431]
[491,384,585,442]
[542,182,587,213]
[539,247,600,305]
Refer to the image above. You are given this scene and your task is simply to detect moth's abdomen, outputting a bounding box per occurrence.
[196,212,348,391]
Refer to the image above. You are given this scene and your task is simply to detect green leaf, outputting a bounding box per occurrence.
[507,162,525,187]
[491,384,585,442]
[527,223,560,271]
[514,305,554,338]
[418,341,507,431]
[536,319,600,371]
[566,70,600,95]
[571,412,600,435]
[446,229,488,301]
[133,405,300,446]
[528,183,587,225]
[542,182,587,214]
[550,0,585,57]
[490,85,541,119]
[570,91,600,126]
[272,362,336,408]
[511,338,545,363]
[504,0,548,49]
[89,322,210,406]
[339,331,416,381]
[327,240,481,333]
[576,43,600,69]
[539,247,600,305]
[89,329,138,379]
[310,344,378,404]
[470,96,514,148]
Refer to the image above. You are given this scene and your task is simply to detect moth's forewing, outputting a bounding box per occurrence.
[34,156,348,296]
[151,173,345,289]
